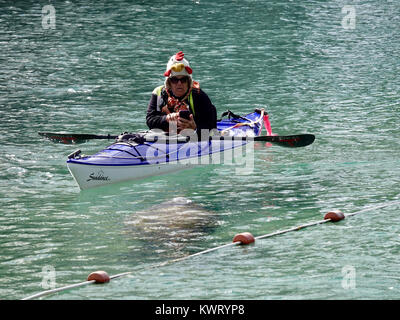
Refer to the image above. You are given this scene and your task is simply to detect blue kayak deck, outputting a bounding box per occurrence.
[67,110,263,166]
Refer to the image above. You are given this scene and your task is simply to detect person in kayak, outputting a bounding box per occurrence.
[146,51,217,137]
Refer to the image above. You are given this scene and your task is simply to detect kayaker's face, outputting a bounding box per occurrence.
[169,76,189,98]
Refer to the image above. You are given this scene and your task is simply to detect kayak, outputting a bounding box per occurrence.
[67,109,265,189]
[66,109,265,190]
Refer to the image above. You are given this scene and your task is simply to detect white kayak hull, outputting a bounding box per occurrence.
[67,141,254,190]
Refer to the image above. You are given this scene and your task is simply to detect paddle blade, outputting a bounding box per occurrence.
[254,134,315,148]
[38,132,117,144]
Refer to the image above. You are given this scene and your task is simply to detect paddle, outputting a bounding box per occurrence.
[252,134,315,148]
[39,131,314,148]
[38,132,118,144]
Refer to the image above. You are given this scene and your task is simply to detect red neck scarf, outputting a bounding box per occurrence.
[162,81,200,114]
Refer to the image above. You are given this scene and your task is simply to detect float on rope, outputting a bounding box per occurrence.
[233,232,255,245]
[87,271,110,283]
[324,210,345,222]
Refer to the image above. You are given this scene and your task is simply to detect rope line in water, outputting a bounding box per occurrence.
[22,199,400,300]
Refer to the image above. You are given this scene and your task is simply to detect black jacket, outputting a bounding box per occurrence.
[146,87,217,133]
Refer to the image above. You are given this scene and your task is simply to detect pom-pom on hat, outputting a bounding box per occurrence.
[164,51,193,78]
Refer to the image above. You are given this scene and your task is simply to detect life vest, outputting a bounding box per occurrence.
[152,84,197,116]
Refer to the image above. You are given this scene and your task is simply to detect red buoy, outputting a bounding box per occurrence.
[324,210,345,222]
[87,270,110,283]
[233,232,255,245]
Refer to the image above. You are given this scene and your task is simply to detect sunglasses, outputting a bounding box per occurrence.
[170,76,189,84]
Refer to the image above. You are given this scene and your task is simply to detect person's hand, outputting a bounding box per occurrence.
[178,114,196,131]
[166,112,179,122]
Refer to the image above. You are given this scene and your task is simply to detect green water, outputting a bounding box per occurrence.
[1,0,399,300]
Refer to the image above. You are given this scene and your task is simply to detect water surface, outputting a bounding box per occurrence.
[0,0,399,300]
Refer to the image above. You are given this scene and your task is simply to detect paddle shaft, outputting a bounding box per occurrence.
[38,132,314,148]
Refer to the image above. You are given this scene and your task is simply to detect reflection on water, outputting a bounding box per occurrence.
[124,197,217,258]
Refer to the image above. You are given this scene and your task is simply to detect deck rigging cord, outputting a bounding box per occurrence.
[22,199,400,300]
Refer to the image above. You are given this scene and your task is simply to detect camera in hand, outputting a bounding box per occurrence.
[179,110,191,120]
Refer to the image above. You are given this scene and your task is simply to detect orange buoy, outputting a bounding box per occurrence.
[233,232,255,245]
[324,210,345,222]
[87,270,110,283]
